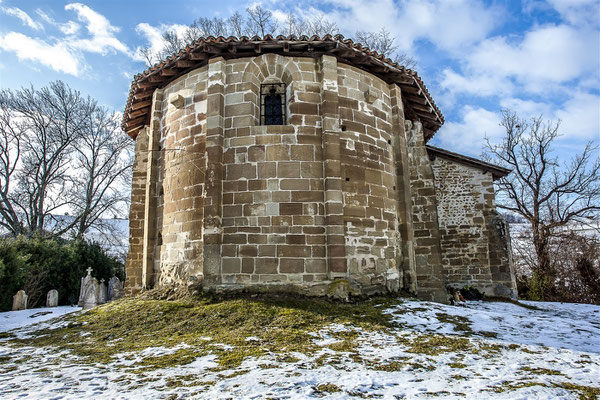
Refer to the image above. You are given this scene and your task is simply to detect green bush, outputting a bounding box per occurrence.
[0,236,124,311]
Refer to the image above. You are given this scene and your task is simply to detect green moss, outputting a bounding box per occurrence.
[370,360,407,372]
[489,380,600,399]
[521,366,565,376]
[401,334,474,356]
[313,383,342,394]
[553,382,600,400]
[435,313,473,333]
[448,362,467,369]
[6,293,399,371]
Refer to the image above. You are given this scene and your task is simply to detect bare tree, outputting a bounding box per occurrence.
[306,14,339,37]
[484,110,600,299]
[138,10,414,72]
[138,45,157,67]
[356,28,416,68]
[245,5,277,37]
[70,108,132,238]
[0,81,132,239]
[227,11,245,37]
[0,82,94,235]
[283,14,306,37]
[159,30,184,59]
[187,17,228,40]
[0,99,24,235]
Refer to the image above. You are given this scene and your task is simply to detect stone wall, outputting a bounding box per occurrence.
[217,54,328,287]
[124,126,148,295]
[126,54,415,296]
[155,66,208,287]
[124,53,513,301]
[337,64,401,294]
[405,121,447,302]
[431,156,517,297]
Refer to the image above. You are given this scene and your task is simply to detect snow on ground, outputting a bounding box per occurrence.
[0,306,81,333]
[0,300,599,399]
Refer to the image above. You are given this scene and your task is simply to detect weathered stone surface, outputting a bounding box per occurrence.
[79,267,100,309]
[98,279,108,304]
[81,279,99,309]
[78,267,93,307]
[123,53,517,303]
[108,277,123,301]
[432,156,517,298]
[46,290,58,307]
[12,290,27,311]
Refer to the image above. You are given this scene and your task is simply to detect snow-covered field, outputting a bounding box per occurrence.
[0,300,598,399]
[0,306,81,333]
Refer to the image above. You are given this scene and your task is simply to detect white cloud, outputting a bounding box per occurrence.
[441,23,599,101]
[64,3,129,55]
[440,68,514,98]
[546,0,600,26]
[499,98,553,117]
[134,22,190,62]
[0,4,131,76]
[35,9,80,35]
[554,92,600,140]
[434,106,504,155]
[468,25,599,89]
[60,21,80,35]
[292,0,501,53]
[0,32,81,76]
[1,6,43,30]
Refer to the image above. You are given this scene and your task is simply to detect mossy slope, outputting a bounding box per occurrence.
[9,293,397,370]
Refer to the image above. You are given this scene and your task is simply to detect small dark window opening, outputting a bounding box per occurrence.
[260,83,286,125]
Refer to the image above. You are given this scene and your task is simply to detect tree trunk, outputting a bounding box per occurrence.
[532,226,555,300]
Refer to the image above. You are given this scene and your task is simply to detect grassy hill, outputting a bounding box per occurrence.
[1,292,599,399]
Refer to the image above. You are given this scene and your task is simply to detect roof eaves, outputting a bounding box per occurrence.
[426,145,511,180]
[122,35,444,139]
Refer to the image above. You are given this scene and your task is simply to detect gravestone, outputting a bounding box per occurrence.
[46,289,58,307]
[98,279,107,304]
[78,267,93,307]
[81,278,100,309]
[108,277,123,301]
[12,290,27,311]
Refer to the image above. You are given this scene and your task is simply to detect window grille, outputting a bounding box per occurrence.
[260,83,286,125]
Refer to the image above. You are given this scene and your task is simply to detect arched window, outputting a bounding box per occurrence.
[260,83,286,125]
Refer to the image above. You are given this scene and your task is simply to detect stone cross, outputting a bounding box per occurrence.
[46,289,58,307]
[12,290,28,311]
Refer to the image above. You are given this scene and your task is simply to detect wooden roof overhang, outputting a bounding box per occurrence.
[122,34,445,140]
[426,145,511,180]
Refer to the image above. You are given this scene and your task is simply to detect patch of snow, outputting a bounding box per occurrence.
[0,306,81,333]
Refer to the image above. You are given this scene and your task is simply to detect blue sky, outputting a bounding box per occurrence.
[0,0,598,158]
